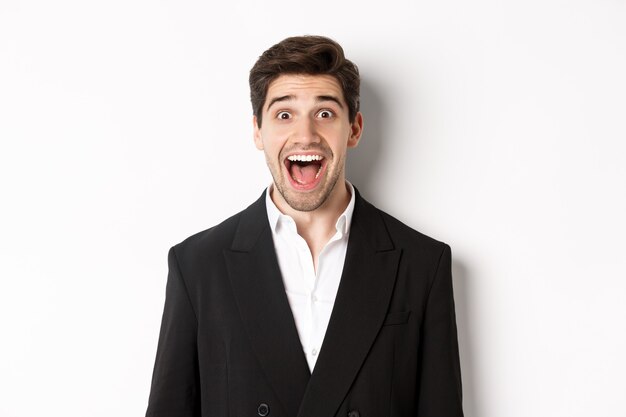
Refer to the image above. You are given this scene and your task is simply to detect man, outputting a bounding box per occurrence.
[146,35,464,417]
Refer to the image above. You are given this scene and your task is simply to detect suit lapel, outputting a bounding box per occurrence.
[296,191,401,417]
[223,193,310,417]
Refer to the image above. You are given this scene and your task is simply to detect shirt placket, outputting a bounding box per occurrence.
[307,229,343,367]
[293,232,317,363]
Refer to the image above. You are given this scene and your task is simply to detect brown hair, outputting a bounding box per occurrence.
[249,35,360,127]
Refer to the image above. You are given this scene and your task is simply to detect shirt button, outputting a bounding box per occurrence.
[257,403,270,416]
[311,294,318,302]
[311,348,318,356]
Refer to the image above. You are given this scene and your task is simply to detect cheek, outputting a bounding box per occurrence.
[264,125,289,143]
[316,124,346,142]
[327,128,352,152]
[263,141,283,162]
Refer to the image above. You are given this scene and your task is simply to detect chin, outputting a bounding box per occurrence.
[279,187,327,212]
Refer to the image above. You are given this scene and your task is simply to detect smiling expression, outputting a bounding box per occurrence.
[253,74,363,212]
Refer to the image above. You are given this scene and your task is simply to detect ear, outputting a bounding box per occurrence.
[347,112,363,148]
[253,115,264,150]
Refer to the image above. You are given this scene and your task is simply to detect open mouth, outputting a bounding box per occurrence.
[283,154,326,190]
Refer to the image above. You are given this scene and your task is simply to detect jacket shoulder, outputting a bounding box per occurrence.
[171,192,265,262]
[175,211,241,254]
[367,199,450,258]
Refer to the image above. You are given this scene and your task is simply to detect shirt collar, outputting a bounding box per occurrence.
[265,181,356,237]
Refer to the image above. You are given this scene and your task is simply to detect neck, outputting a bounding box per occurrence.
[270,178,351,269]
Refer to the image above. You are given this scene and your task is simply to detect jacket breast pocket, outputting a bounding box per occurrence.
[383,310,411,326]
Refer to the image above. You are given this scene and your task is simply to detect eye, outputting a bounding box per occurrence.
[316,109,334,119]
[277,111,291,120]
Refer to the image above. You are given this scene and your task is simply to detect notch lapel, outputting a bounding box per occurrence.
[223,194,310,417]
[296,192,401,417]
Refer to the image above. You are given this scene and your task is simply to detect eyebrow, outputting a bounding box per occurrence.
[316,95,344,109]
[265,94,345,111]
[266,95,294,111]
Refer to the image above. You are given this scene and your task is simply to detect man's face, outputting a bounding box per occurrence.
[253,74,363,212]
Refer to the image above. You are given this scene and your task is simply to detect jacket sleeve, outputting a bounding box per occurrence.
[146,247,201,417]
[416,244,464,417]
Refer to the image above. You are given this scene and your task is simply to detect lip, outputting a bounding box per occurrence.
[283,152,327,191]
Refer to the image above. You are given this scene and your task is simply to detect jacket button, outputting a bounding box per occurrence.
[257,403,270,416]
[348,411,360,417]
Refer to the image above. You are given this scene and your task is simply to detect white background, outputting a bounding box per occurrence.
[1,1,625,416]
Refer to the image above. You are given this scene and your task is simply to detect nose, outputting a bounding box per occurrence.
[292,117,320,146]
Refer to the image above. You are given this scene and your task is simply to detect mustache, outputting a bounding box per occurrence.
[280,144,333,158]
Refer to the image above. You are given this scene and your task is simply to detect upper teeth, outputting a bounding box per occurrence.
[287,155,324,162]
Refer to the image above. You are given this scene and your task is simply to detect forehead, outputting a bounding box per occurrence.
[265,74,345,107]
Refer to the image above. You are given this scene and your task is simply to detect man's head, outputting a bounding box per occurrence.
[249,35,361,128]
[250,36,363,213]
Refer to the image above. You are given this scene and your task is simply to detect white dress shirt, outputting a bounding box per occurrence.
[265,182,355,372]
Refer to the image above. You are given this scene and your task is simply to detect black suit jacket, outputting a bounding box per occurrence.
[146,189,463,417]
